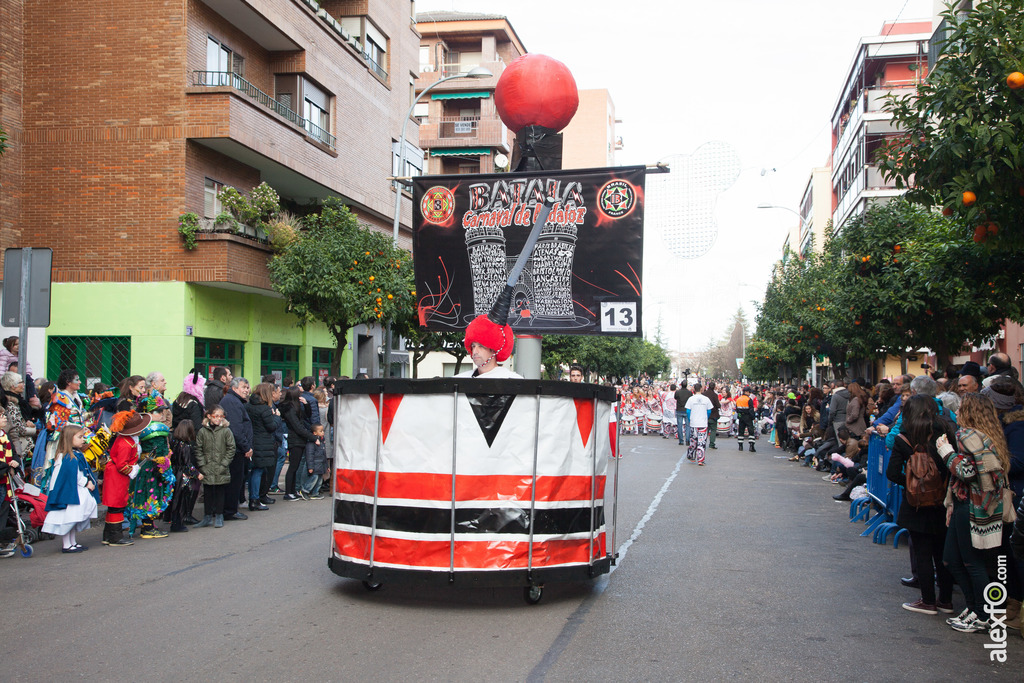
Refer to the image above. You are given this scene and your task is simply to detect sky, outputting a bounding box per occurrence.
[415,0,937,351]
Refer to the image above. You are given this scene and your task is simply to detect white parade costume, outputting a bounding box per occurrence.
[41,458,98,536]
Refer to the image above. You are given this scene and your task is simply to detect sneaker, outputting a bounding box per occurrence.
[139,527,169,539]
[0,544,17,558]
[299,490,311,500]
[308,492,325,500]
[283,493,301,501]
[902,599,938,615]
[935,602,954,614]
[950,611,989,633]
[946,607,971,625]
[268,486,282,495]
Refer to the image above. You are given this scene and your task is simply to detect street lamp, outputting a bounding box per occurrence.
[391,65,493,243]
[385,66,493,377]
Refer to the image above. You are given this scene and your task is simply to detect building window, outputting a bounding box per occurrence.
[312,347,335,384]
[419,46,431,73]
[365,33,387,80]
[194,338,244,380]
[205,36,244,85]
[301,79,331,145]
[393,140,424,179]
[204,178,223,218]
[47,336,131,390]
[261,344,299,385]
[304,99,329,138]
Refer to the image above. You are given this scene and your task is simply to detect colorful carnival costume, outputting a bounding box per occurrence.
[101,411,151,546]
[644,395,663,434]
[126,419,175,538]
[35,389,90,489]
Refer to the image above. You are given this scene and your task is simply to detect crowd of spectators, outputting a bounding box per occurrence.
[0,345,339,555]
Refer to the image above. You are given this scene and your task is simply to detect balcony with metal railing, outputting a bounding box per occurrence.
[192,71,336,150]
[417,113,511,152]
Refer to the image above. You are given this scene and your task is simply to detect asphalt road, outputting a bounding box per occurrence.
[3,435,1019,681]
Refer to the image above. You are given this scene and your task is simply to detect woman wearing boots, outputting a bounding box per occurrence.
[194,404,234,529]
[245,383,280,511]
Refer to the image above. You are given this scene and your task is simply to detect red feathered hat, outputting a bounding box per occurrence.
[464,315,514,362]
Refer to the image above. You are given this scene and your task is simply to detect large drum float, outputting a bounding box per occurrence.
[329,378,619,604]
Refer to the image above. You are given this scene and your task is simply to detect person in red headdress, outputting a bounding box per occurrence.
[455,315,523,379]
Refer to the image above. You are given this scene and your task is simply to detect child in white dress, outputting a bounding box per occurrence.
[42,425,98,553]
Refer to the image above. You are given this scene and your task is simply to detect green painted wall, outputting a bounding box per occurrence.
[47,282,350,391]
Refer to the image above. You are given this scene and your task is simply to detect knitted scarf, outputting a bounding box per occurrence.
[946,427,1005,550]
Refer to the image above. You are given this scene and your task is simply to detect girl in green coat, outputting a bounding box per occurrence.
[194,405,235,528]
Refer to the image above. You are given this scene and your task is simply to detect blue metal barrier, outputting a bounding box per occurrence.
[850,435,887,524]
[845,435,907,547]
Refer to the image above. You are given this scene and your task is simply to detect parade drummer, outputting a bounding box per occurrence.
[456,315,523,379]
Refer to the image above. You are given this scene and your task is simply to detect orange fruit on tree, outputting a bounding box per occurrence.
[941,206,954,217]
[894,244,902,252]
[1009,72,1024,90]
[985,221,999,236]
[962,191,977,206]
[973,225,987,243]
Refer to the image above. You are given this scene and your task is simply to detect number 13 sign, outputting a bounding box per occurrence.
[600,302,637,333]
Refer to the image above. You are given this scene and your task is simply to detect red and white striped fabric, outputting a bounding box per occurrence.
[333,391,611,572]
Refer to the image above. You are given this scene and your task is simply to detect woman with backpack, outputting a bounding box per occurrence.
[886,394,956,616]
[937,392,1011,633]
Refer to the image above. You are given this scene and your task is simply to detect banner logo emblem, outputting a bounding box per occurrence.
[597,180,635,219]
[420,186,456,225]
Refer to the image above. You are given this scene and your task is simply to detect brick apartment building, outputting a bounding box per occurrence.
[0,0,422,388]
[413,11,524,175]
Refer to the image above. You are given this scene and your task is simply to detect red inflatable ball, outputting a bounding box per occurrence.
[494,54,579,133]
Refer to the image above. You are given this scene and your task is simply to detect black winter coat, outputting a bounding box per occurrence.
[171,396,203,433]
[886,425,952,536]
[219,389,252,456]
[280,401,315,455]
[204,379,226,411]
[247,393,280,469]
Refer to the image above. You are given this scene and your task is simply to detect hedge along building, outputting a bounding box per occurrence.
[0,0,421,390]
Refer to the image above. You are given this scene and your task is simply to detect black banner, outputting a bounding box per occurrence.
[412,166,644,336]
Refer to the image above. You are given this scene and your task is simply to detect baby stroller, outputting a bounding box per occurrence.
[784,415,802,451]
[7,472,42,557]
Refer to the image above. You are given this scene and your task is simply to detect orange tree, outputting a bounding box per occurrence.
[829,201,1023,368]
[749,201,1024,375]
[268,199,413,375]
[878,0,1024,249]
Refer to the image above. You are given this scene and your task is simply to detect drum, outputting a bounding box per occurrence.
[329,378,617,603]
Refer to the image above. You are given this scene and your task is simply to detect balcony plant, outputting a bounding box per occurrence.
[218,182,281,233]
[178,212,200,250]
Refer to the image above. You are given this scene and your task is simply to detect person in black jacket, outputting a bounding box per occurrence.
[704,381,722,449]
[219,377,252,520]
[171,369,205,433]
[279,387,315,501]
[246,383,280,510]
[674,383,692,446]
[885,395,956,615]
[204,366,231,411]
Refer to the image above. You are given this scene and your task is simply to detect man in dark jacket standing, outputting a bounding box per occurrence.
[830,379,850,438]
[704,381,722,449]
[219,377,253,520]
[205,366,231,408]
[674,383,692,446]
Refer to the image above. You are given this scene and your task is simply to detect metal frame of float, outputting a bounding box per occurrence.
[327,378,620,603]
